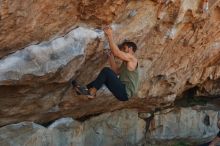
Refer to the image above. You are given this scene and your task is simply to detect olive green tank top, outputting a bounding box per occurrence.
[119,61,139,98]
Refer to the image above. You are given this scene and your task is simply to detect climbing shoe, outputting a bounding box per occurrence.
[71,80,94,98]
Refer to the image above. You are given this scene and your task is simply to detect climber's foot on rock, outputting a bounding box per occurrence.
[71,80,95,99]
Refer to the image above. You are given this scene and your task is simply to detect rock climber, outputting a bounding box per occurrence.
[72,26,140,101]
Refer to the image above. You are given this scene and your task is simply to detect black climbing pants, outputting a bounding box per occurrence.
[87,67,128,101]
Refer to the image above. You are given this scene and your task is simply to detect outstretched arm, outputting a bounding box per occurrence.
[103,27,133,62]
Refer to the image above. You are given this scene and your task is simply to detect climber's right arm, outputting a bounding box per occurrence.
[108,53,120,75]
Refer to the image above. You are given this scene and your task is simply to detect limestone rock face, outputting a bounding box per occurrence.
[83,109,145,146]
[0,0,220,126]
[148,107,219,140]
[0,109,146,146]
[0,108,219,145]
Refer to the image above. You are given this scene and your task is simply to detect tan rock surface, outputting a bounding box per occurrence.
[0,109,146,146]
[0,0,219,126]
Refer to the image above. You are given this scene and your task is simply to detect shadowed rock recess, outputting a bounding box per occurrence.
[0,0,220,145]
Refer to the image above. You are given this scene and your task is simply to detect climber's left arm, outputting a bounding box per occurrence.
[103,27,133,62]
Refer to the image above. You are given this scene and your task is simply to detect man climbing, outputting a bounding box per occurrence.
[72,26,140,101]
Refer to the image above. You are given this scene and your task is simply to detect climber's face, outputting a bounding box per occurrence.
[120,45,129,53]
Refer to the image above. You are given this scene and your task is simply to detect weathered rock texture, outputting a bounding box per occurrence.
[148,107,219,140]
[0,0,220,126]
[0,108,218,146]
[0,109,146,146]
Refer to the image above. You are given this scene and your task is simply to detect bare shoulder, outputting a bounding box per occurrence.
[131,54,138,64]
[127,55,138,71]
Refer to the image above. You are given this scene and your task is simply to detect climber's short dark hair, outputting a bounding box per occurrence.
[118,41,138,52]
